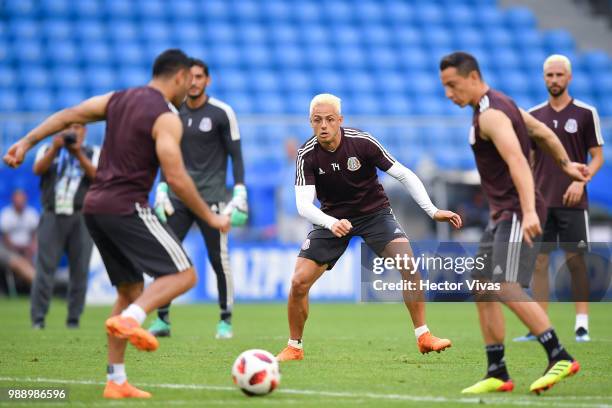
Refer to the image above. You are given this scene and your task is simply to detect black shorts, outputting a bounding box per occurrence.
[541,208,590,253]
[84,203,193,286]
[298,207,407,270]
[471,213,541,288]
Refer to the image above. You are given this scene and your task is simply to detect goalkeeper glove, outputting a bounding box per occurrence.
[223,185,248,226]
[154,182,175,223]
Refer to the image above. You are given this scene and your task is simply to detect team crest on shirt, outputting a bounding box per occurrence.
[564,118,578,133]
[199,117,212,132]
[301,239,310,250]
[347,157,361,171]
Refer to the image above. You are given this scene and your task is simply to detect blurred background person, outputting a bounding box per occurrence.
[277,137,311,243]
[0,242,35,296]
[30,124,100,329]
[0,189,38,263]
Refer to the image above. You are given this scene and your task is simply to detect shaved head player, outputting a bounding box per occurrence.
[439,51,588,394]
[3,49,230,399]
[277,93,463,362]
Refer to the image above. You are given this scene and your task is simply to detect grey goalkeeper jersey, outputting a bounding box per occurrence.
[171,96,245,203]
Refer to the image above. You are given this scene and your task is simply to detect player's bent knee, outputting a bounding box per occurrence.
[179,267,197,290]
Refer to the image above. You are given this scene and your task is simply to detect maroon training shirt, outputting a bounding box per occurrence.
[84,86,175,215]
[471,89,546,222]
[529,99,603,210]
[295,127,395,219]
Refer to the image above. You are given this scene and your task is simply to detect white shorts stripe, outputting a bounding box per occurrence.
[511,219,522,283]
[505,213,517,282]
[584,209,591,251]
[136,204,190,271]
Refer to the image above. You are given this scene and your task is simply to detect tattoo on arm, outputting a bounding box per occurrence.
[559,158,569,167]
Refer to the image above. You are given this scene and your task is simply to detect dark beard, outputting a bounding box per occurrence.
[188,89,204,100]
[547,85,566,97]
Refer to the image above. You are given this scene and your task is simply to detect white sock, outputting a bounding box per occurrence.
[415,325,429,339]
[121,304,147,325]
[288,339,303,350]
[107,363,126,385]
[575,314,589,332]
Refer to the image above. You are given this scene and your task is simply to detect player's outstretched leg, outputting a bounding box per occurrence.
[382,238,452,354]
[277,257,327,362]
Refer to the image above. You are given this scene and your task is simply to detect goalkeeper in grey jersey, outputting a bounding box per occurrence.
[150,58,247,339]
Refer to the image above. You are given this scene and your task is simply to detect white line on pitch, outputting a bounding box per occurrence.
[0,377,610,407]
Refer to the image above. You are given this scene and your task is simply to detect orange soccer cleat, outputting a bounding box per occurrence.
[103,381,151,399]
[417,332,452,354]
[105,315,159,352]
[276,345,304,362]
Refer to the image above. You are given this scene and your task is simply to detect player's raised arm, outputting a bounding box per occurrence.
[480,108,540,244]
[153,111,230,233]
[520,108,589,182]
[364,133,462,229]
[3,93,113,168]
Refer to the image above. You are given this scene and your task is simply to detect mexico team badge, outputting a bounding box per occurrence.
[199,117,212,132]
[564,118,578,133]
[301,239,310,250]
[347,157,361,171]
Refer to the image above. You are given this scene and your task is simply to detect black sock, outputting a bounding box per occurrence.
[158,305,170,324]
[537,328,573,363]
[221,310,232,324]
[485,344,510,381]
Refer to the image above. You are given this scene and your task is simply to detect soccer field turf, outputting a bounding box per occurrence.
[0,299,610,407]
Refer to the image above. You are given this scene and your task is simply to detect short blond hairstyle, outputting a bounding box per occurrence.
[543,54,572,74]
[309,93,341,116]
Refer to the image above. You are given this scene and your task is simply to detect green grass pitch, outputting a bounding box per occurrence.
[0,298,610,407]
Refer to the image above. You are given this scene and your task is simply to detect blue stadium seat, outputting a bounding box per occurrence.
[54,90,86,110]
[422,27,453,48]
[13,40,43,63]
[303,45,335,69]
[10,19,39,41]
[19,66,49,89]
[513,29,544,50]
[225,93,253,115]
[274,44,304,69]
[279,69,314,93]
[570,71,593,95]
[393,27,422,48]
[598,97,612,116]
[84,67,116,94]
[383,1,414,24]
[484,28,513,49]
[81,41,111,65]
[285,92,311,115]
[408,72,439,96]
[52,67,83,89]
[335,46,366,71]
[27,89,54,112]
[268,25,299,45]
[241,45,270,69]
[543,30,575,53]
[140,21,170,43]
[504,7,537,30]
[397,46,428,71]
[342,71,375,95]
[377,71,407,94]
[260,1,291,23]
[48,41,79,65]
[331,25,360,47]
[74,0,101,19]
[237,24,267,45]
[172,22,200,43]
[0,90,19,112]
[361,25,391,47]
[75,20,105,42]
[4,0,37,17]
[114,43,145,67]
[217,69,248,93]
[315,70,345,95]
[582,50,612,73]
[519,48,547,71]
[326,1,354,22]
[0,68,16,88]
[291,2,319,24]
[252,92,285,114]
[381,93,412,116]
[136,0,164,19]
[167,0,199,20]
[499,70,530,95]
[40,0,70,17]
[412,96,446,116]
[453,28,484,50]
[444,4,475,27]
[230,0,260,22]
[512,94,535,110]
[109,21,138,43]
[116,67,148,89]
[414,4,444,26]
[42,20,72,41]
[474,6,504,29]
[490,48,521,69]
[249,70,280,93]
[104,0,133,19]
[345,93,380,115]
[205,23,235,44]
[355,2,384,24]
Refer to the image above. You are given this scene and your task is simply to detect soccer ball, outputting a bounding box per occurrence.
[231,349,281,396]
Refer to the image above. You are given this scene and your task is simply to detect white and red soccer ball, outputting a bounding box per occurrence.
[231,349,281,396]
